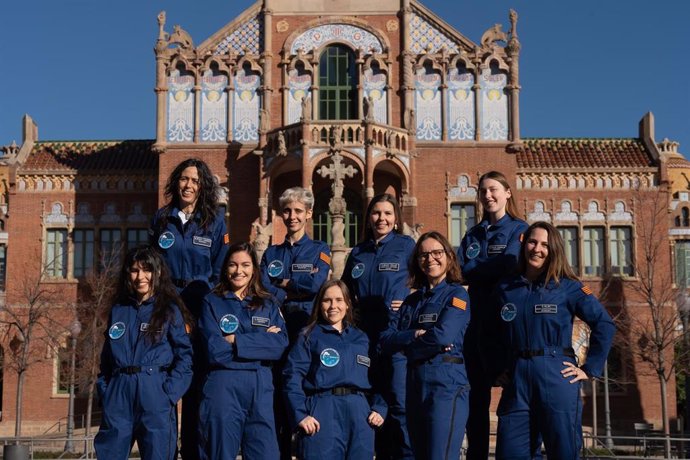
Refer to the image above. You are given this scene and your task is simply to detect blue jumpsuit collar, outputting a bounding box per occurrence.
[480,212,515,229]
[316,322,352,335]
[421,278,449,296]
[370,231,396,247]
[282,232,311,247]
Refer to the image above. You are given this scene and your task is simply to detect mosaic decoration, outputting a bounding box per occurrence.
[167,69,195,143]
[287,69,312,124]
[582,201,605,222]
[448,175,477,200]
[609,201,632,222]
[101,203,121,224]
[554,201,578,222]
[363,68,387,124]
[200,70,228,142]
[527,201,551,223]
[233,68,260,142]
[215,14,263,55]
[409,13,459,54]
[480,67,508,141]
[415,69,442,141]
[290,24,382,54]
[75,203,94,225]
[46,203,69,225]
[447,66,475,140]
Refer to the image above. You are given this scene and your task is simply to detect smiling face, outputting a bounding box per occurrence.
[226,250,254,297]
[524,227,550,280]
[369,200,396,241]
[417,237,448,287]
[479,177,511,223]
[129,261,154,302]
[281,200,312,238]
[319,285,348,331]
[178,166,200,211]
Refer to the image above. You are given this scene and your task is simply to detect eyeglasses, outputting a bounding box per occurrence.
[417,249,446,261]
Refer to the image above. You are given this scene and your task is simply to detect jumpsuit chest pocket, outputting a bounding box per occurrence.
[415,301,443,329]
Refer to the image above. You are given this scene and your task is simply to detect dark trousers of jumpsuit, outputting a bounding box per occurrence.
[464,322,492,460]
[298,392,374,460]
[95,375,178,460]
[496,353,582,460]
[375,353,414,460]
[406,361,470,460]
[199,367,279,460]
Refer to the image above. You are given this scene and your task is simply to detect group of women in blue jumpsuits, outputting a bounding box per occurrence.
[95,160,615,460]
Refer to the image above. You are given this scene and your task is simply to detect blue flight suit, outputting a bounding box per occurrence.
[342,232,416,459]
[150,207,229,460]
[458,213,528,460]
[197,292,288,460]
[260,233,331,341]
[493,276,615,460]
[95,298,193,460]
[380,280,471,460]
[283,323,388,460]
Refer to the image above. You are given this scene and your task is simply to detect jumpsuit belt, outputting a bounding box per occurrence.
[306,387,368,397]
[515,347,575,359]
[412,355,464,368]
[113,365,171,375]
[207,362,273,371]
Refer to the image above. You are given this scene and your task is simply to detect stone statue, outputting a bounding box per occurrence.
[331,125,343,151]
[404,108,416,135]
[251,217,273,260]
[402,222,424,241]
[277,130,288,157]
[157,11,168,41]
[364,96,375,122]
[169,24,194,49]
[480,24,508,48]
[300,95,312,122]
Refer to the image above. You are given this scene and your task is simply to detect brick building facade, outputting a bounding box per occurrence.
[0,0,686,439]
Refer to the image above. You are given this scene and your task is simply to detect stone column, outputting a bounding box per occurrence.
[153,12,170,152]
[507,9,522,145]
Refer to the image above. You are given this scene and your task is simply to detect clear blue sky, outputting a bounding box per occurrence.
[2,0,688,156]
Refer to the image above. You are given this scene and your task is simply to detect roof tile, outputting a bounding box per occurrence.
[517,138,653,169]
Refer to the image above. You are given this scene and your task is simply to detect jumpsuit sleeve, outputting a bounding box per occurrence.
[260,251,288,305]
[569,281,616,378]
[96,322,113,400]
[461,223,527,284]
[340,252,355,297]
[406,289,471,362]
[283,334,313,429]
[199,296,237,367]
[209,211,229,286]
[148,212,161,246]
[379,299,417,356]
[163,305,194,405]
[287,243,331,296]
[235,302,289,361]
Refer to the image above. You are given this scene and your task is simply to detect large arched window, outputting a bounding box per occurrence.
[319,45,357,120]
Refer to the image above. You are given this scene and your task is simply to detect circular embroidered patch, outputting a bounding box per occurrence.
[219,314,240,334]
[320,348,340,367]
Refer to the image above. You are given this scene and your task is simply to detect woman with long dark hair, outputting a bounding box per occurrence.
[457,171,529,460]
[341,193,415,459]
[198,242,287,459]
[493,222,615,459]
[95,246,193,460]
[149,158,229,459]
[381,231,470,460]
[283,279,386,459]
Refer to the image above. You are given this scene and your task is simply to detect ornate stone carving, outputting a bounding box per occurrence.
[386,19,399,32]
[277,130,288,157]
[480,24,508,48]
[402,222,424,241]
[169,25,194,50]
[276,20,289,33]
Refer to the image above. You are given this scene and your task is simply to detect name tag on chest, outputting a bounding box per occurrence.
[487,244,507,254]
[378,262,399,272]
[357,355,371,367]
[252,316,270,327]
[292,263,313,272]
[534,304,558,314]
[419,313,438,323]
[193,236,212,248]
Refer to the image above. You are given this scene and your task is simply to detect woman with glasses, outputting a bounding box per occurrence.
[456,171,528,460]
[380,231,470,460]
[493,222,614,459]
[341,193,416,459]
[149,158,229,460]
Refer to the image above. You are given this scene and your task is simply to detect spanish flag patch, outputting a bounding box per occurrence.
[320,252,331,265]
[519,233,524,242]
[185,323,192,334]
[223,233,230,244]
[452,297,467,310]
[581,286,593,295]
